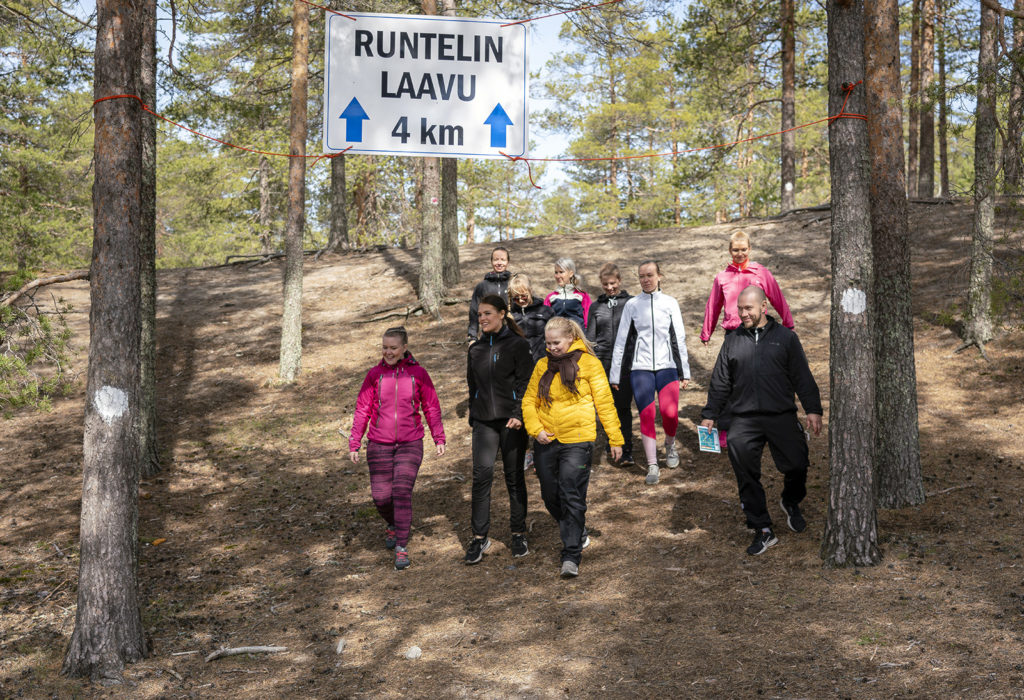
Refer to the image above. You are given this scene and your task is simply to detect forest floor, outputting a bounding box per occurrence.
[2,201,1024,699]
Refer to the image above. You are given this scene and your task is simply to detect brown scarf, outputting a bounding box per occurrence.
[537,349,584,405]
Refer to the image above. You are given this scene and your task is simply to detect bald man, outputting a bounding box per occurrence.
[700,286,822,556]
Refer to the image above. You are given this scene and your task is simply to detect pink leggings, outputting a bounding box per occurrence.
[630,369,680,465]
[366,440,423,548]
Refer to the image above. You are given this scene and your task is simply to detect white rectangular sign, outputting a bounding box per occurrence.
[324,12,528,158]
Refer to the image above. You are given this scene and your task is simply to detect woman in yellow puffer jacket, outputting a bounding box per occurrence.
[523,317,623,578]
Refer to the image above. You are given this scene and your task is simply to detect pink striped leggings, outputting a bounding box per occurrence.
[366,440,423,548]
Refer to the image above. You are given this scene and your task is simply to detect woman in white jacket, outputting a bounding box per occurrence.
[609,261,690,485]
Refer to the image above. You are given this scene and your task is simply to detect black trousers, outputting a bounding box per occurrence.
[471,418,528,537]
[727,412,809,530]
[534,441,593,565]
[598,365,634,457]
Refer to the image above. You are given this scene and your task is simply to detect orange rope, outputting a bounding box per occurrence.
[296,0,356,21]
[500,0,626,27]
[92,94,351,162]
[500,81,867,188]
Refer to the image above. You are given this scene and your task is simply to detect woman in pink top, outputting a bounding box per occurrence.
[700,231,794,447]
[700,230,794,345]
[349,327,446,571]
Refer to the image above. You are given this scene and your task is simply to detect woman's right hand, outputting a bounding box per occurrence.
[536,430,554,445]
[349,450,360,463]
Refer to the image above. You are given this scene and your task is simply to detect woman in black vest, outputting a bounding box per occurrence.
[467,247,511,342]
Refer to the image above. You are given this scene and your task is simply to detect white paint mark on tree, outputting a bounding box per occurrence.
[94,386,128,424]
[841,288,867,315]
[784,181,794,192]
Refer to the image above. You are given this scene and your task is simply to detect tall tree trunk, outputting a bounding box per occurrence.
[466,205,476,243]
[279,0,309,382]
[441,157,460,286]
[419,157,444,318]
[781,0,797,212]
[907,0,921,196]
[258,155,273,254]
[440,0,460,286]
[326,154,348,252]
[821,0,880,568]
[917,0,935,198]
[62,0,148,680]
[962,1,998,354]
[937,0,950,198]
[139,0,159,477]
[865,0,924,509]
[1004,0,1024,193]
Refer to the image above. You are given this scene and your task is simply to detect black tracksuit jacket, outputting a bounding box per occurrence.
[585,289,632,369]
[511,296,554,362]
[701,316,822,420]
[468,270,512,338]
[467,325,533,423]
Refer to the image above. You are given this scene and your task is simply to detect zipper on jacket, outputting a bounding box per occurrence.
[394,365,400,442]
[650,293,656,371]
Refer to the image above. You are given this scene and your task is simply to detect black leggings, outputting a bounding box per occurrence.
[470,418,528,537]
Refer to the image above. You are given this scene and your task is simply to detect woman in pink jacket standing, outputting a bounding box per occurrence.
[700,231,794,447]
[349,327,446,571]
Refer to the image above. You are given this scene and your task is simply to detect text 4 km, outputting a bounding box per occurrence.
[391,117,464,146]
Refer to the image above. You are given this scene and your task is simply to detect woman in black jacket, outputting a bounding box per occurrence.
[467,247,512,342]
[465,295,534,564]
[508,273,554,363]
[586,263,635,465]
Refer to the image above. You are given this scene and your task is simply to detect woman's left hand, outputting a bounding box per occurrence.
[506,417,523,429]
[679,379,689,390]
[610,445,622,461]
[436,443,446,456]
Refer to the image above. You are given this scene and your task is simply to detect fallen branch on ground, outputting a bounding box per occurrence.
[205,646,287,663]
[356,297,464,324]
[1,270,89,309]
[926,483,974,498]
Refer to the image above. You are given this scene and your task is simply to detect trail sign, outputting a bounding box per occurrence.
[323,12,528,158]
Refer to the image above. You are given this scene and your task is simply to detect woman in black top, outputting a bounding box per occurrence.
[508,273,554,363]
[465,295,534,564]
[585,263,635,465]
[467,247,512,342]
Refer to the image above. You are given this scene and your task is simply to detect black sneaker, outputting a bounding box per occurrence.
[384,527,397,550]
[780,500,807,533]
[510,533,529,557]
[464,537,491,565]
[394,546,410,571]
[747,529,779,556]
[619,452,634,467]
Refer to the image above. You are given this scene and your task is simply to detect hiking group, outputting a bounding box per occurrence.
[348,232,823,575]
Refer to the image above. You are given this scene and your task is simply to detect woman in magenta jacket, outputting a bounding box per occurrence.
[349,326,446,571]
[700,230,794,447]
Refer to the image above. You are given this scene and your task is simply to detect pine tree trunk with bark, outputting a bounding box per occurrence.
[961,1,999,356]
[781,0,797,212]
[907,0,921,196]
[917,0,935,198]
[937,0,950,198]
[440,0,460,286]
[139,0,159,477]
[821,0,880,568]
[62,0,148,680]
[441,157,460,286]
[419,157,444,319]
[279,0,309,382]
[1004,0,1024,193]
[865,0,924,509]
[326,153,348,252]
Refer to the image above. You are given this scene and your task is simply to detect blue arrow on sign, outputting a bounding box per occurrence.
[340,98,369,142]
[483,103,513,149]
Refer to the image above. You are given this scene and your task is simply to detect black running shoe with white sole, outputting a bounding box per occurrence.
[747,529,779,556]
[464,537,491,565]
[780,499,807,533]
[510,533,529,557]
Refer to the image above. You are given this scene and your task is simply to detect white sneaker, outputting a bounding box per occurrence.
[645,464,660,485]
[665,442,680,468]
